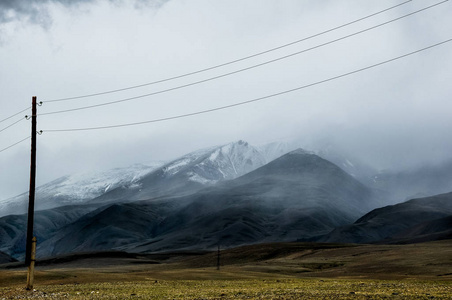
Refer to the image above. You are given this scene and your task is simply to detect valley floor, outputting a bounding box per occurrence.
[0,241,451,299]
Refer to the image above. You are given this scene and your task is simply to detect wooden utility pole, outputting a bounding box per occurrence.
[26,237,37,290]
[25,96,37,290]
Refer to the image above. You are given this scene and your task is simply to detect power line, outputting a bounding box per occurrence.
[40,0,448,116]
[0,117,26,134]
[0,107,31,124]
[41,38,452,133]
[0,136,30,153]
[44,0,413,103]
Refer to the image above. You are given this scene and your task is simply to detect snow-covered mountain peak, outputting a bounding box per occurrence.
[161,140,267,184]
[162,146,217,177]
[212,140,266,177]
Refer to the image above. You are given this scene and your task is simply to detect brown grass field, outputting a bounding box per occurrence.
[0,240,451,299]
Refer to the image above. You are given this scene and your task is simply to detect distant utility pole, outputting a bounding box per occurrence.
[217,244,220,270]
[25,96,38,290]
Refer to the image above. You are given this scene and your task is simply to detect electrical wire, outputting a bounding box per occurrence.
[0,136,30,153]
[40,0,448,116]
[41,38,452,133]
[0,107,31,124]
[44,0,413,103]
[0,117,26,134]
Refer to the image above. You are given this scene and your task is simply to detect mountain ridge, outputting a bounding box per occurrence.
[1,140,451,261]
[34,149,376,257]
[317,192,452,244]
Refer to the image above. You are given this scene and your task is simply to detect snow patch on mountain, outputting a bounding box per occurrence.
[0,162,164,217]
[163,158,192,176]
[187,172,215,185]
[40,163,163,201]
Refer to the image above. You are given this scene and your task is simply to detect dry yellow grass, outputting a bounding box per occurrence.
[1,277,451,299]
[1,241,451,299]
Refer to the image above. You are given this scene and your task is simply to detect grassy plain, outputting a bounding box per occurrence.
[1,241,451,299]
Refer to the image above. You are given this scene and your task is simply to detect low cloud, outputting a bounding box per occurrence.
[0,0,167,26]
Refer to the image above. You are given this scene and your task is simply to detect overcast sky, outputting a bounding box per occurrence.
[0,0,451,200]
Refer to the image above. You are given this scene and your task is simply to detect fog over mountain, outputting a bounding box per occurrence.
[0,140,392,217]
[371,161,452,203]
[24,148,377,258]
[2,139,451,218]
[0,139,450,260]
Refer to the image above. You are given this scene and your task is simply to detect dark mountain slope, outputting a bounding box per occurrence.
[0,204,100,259]
[0,251,16,264]
[225,149,375,213]
[318,192,452,244]
[38,149,376,256]
[37,199,185,257]
[388,215,452,244]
